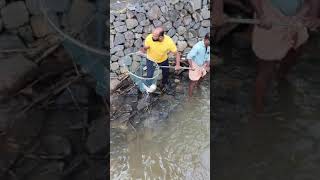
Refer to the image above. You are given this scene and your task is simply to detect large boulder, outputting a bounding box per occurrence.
[30,14,58,38]
[147,5,161,20]
[190,0,202,11]
[114,33,125,46]
[1,1,29,29]
[64,0,95,33]
[126,19,139,29]
[0,54,37,95]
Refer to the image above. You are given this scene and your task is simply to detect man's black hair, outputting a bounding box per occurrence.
[204,33,210,40]
[159,30,165,37]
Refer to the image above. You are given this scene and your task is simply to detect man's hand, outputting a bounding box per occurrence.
[302,17,320,31]
[258,15,272,30]
[140,46,149,53]
[175,64,181,70]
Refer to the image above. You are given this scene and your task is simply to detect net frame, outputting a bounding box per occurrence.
[121,52,161,93]
[39,0,107,97]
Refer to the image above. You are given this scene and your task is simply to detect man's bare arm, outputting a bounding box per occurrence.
[140,45,150,53]
[249,0,264,18]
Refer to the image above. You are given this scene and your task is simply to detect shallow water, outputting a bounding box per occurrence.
[110,77,210,179]
[213,35,320,179]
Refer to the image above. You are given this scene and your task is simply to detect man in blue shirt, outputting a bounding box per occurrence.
[187,33,210,97]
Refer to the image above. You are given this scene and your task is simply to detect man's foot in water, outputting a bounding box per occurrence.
[161,83,175,95]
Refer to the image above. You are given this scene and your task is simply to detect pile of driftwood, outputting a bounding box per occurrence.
[0,34,106,117]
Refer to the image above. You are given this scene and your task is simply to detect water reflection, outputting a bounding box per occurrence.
[111,77,210,179]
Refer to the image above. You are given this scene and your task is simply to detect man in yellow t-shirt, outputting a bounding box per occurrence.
[140,27,181,93]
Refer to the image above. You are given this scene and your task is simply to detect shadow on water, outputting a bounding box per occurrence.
[111,75,210,179]
[213,34,320,180]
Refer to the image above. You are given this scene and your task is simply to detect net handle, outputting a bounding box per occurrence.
[39,0,108,56]
[124,52,161,80]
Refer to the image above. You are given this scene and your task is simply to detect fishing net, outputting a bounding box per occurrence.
[40,0,107,97]
[120,52,161,93]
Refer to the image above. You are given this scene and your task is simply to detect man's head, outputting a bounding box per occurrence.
[204,33,210,47]
[152,27,165,42]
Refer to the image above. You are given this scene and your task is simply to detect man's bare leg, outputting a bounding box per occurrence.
[189,80,198,97]
[254,60,276,114]
[277,48,303,82]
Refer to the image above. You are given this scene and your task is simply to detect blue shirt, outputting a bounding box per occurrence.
[270,0,304,16]
[187,41,210,66]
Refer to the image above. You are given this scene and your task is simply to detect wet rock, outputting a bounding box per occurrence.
[114,51,124,58]
[201,7,210,19]
[130,61,140,72]
[86,118,108,154]
[175,2,184,10]
[0,109,9,132]
[115,25,127,33]
[167,28,176,37]
[200,147,210,170]
[135,38,143,48]
[113,21,125,27]
[124,47,136,55]
[126,10,135,19]
[137,98,149,110]
[1,1,29,29]
[135,26,143,33]
[0,18,2,32]
[114,33,125,46]
[119,14,127,21]
[170,0,180,4]
[177,26,187,35]
[0,33,25,50]
[153,20,162,27]
[124,39,135,48]
[148,5,161,20]
[190,0,202,11]
[173,19,182,28]
[198,27,210,37]
[201,20,210,27]
[135,13,146,22]
[140,19,150,27]
[180,9,188,17]
[183,15,193,26]
[110,14,115,23]
[143,25,154,33]
[193,22,201,29]
[0,147,20,176]
[184,2,194,13]
[110,62,120,72]
[64,0,95,32]
[124,31,134,40]
[116,113,131,122]
[25,162,64,180]
[44,0,70,13]
[163,21,172,31]
[187,38,198,47]
[160,6,168,14]
[126,18,138,29]
[111,45,124,55]
[0,54,37,95]
[30,14,57,38]
[0,0,5,9]
[18,25,34,43]
[41,135,71,158]
[177,41,188,51]
[308,122,320,139]
[192,12,203,22]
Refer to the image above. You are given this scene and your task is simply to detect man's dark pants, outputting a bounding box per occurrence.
[146,59,169,87]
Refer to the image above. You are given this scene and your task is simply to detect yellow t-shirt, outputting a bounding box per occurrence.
[144,34,177,63]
